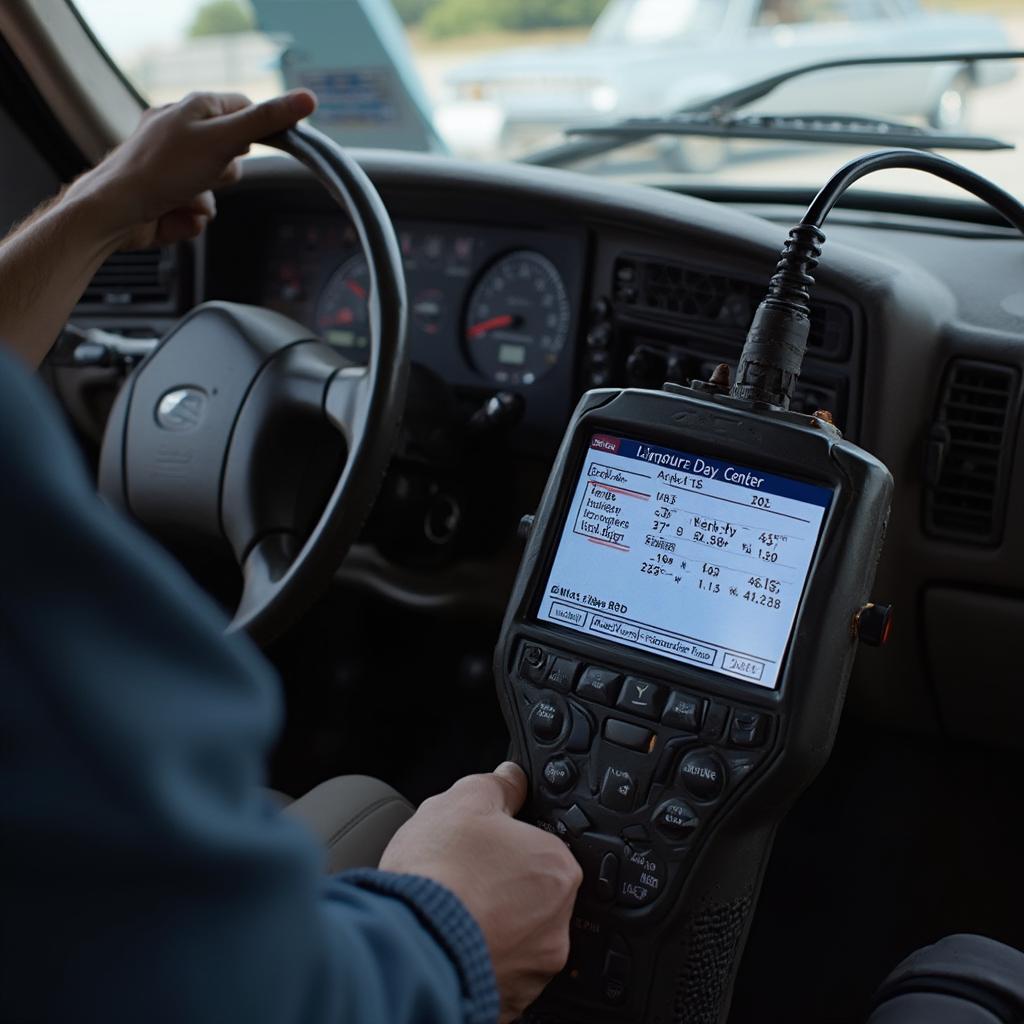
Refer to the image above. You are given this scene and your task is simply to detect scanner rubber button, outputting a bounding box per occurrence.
[678,749,726,801]
[600,767,637,812]
[604,718,655,752]
[616,676,666,720]
[530,701,564,743]
[542,756,576,794]
[576,666,623,706]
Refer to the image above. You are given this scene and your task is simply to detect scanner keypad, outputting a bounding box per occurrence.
[515,638,774,1004]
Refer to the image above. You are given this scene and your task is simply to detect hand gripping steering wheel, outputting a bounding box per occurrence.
[98,124,408,646]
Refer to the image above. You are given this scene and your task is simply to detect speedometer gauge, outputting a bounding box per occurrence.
[315,254,370,363]
[464,251,570,386]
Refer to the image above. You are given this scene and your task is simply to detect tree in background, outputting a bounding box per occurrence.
[392,0,437,25]
[188,0,255,37]
[392,0,610,37]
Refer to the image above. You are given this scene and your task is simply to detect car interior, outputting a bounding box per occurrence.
[3,1,1024,1022]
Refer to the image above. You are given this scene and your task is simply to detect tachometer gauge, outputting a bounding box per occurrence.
[314,254,370,363]
[464,251,570,385]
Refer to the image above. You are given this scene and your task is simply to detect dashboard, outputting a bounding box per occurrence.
[66,149,1024,752]
[204,167,862,459]
[249,214,586,450]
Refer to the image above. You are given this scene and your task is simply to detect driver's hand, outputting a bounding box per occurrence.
[64,89,317,252]
[379,762,583,1023]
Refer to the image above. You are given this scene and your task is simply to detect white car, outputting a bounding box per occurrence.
[440,0,1014,159]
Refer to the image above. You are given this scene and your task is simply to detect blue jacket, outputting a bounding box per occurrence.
[0,347,498,1024]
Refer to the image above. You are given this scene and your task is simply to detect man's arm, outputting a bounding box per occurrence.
[0,89,315,368]
[0,347,580,1024]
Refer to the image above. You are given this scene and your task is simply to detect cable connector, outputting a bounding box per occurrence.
[731,147,1024,413]
[731,223,825,408]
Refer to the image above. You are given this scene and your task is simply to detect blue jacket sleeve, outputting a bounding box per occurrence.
[0,348,498,1024]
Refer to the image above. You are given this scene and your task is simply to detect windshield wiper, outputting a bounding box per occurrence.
[524,49,1024,168]
[558,112,1011,151]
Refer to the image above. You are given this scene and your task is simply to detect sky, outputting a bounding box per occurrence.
[74,0,197,57]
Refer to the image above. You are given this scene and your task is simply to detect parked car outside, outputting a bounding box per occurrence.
[438,0,1014,162]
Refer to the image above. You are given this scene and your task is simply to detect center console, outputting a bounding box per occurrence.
[495,384,891,1024]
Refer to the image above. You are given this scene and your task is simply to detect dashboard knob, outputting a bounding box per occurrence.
[625,346,667,387]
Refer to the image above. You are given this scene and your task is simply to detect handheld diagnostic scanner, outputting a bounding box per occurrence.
[496,383,891,1023]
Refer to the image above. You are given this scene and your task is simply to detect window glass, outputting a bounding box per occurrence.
[71,0,1024,204]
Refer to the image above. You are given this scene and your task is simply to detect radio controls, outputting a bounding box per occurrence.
[729,710,767,748]
[616,676,666,721]
[600,767,637,813]
[604,718,655,753]
[576,666,623,706]
[678,749,726,802]
[662,691,705,732]
[530,700,565,743]
[700,701,729,741]
[543,756,577,794]
[545,656,580,694]
[653,798,700,842]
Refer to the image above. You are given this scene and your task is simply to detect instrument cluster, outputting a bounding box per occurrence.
[261,215,584,398]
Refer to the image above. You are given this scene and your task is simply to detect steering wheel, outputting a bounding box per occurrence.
[98,124,409,646]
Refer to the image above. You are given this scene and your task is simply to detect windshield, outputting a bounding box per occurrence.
[74,0,1024,204]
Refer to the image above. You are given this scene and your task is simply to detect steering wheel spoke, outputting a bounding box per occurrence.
[325,365,372,443]
[236,532,299,626]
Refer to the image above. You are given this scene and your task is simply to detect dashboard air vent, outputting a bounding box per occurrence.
[925,359,1020,544]
[613,256,852,359]
[78,248,176,310]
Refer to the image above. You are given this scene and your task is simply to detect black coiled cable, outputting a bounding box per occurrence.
[731,148,1024,408]
[764,223,826,312]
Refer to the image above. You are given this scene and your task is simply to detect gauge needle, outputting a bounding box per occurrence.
[345,280,367,300]
[466,314,519,338]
